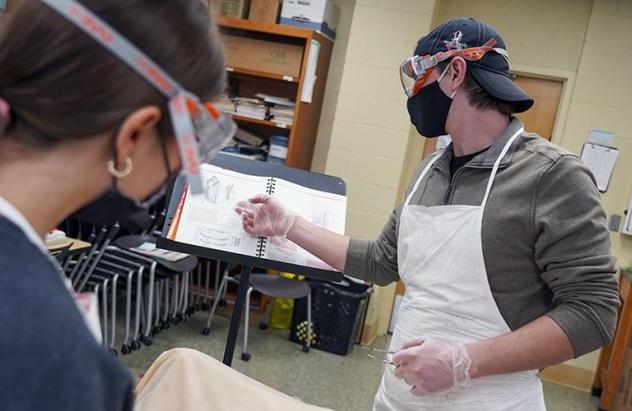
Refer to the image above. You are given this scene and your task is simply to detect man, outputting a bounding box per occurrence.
[236,18,619,410]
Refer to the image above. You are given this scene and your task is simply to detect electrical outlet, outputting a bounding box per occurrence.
[610,214,622,232]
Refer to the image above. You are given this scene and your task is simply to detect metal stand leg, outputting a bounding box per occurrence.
[222,266,252,366]
[241,286,253,361]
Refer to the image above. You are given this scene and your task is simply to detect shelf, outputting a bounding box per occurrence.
[225,66,300,83]
[232,114,293,130]
[217,16,313,39]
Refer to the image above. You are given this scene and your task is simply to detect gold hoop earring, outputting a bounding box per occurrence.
[107,157,133,178]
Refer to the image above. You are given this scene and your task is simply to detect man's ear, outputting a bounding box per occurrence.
[112,106,162,165]
[449,57,468,91]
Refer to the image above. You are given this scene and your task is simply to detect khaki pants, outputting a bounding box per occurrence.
[135,348,330,411]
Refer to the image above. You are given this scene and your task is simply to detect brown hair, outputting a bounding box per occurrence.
[0,0,226,146]
[438,61,515,116]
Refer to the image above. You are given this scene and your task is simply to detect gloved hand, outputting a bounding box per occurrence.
[235,194,296,238]
[392,338,472,396]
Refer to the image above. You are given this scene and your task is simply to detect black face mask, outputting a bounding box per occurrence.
[73,136,174,226]
[406,71,455,138]
[73,173,175,226]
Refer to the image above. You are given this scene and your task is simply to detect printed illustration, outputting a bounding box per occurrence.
[203,175,234,206]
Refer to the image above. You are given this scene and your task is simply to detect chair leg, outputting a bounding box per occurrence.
[143,264,156,341]
[202,261,212,309]
[101,279,109,348]
[133,267,144,343]
[242,286,253,361]
[171,276,180,321]
[123,272,133,348]
[203,274,228,334]
[110,274,119,353]
[259,298,273,330]
[305,292,312,352]
[195,265,201,309]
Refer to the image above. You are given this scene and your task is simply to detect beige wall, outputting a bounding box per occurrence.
[437,0,593,72]
[561,0,632,370]
[313,0,437,337]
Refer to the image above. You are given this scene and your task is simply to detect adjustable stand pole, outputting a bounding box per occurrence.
[222,265,252,366]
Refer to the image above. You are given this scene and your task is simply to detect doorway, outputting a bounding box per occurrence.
[419,74,564,158]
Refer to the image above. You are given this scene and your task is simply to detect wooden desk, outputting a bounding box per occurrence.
[47,238,92,257]
[593,270,632,410]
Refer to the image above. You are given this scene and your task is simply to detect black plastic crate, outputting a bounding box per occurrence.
[290,278,371,356]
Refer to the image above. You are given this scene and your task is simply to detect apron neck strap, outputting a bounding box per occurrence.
[404,128,524,208]
[405,149,444,206]
[480,127,524,208]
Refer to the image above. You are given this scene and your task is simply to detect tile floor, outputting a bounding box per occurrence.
[118,313,600,410]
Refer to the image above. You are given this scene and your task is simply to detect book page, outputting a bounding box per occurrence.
[265,178,346,270]
[173,164,267,257]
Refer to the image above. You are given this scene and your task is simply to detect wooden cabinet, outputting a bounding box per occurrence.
[216,16,334,170]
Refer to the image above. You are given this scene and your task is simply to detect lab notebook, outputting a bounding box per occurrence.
[167,163,346,271]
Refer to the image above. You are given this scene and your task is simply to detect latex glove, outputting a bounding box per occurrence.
[392,338,472,396]
[235,194,296,238]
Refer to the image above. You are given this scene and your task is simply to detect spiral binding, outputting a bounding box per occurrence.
[266,178,276,195]
[255,177,277,258]
[255,237,266,258]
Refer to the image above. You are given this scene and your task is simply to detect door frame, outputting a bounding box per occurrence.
[509,63,576,146]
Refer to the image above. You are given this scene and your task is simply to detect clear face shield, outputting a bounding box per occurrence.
[399,38,508,98]
[38,0,236,195]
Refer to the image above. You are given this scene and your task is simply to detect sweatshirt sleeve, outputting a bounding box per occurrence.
[535,155,620,357]
[344,209,401,286]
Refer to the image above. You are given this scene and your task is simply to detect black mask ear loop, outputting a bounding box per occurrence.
[158,132,171,179]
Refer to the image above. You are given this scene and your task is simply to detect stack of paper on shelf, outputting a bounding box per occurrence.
[255,93,295,125]
[234,97,268,120]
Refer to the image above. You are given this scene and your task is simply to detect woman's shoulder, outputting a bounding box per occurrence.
[0,217,135,410]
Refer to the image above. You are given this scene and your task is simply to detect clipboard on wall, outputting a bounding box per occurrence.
[580,142,619,193]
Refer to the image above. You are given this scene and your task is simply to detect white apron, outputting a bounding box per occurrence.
[374,129,546,411]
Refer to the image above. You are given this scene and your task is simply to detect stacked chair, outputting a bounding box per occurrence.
[58,197,208,356]
[56,190,315,362]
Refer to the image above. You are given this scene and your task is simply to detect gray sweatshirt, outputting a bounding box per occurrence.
[345,118,619,357]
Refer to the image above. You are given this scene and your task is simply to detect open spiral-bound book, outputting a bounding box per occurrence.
[167,163,347,271]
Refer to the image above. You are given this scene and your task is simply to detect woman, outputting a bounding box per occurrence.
[0,1,327,410]
[0,0,224,408]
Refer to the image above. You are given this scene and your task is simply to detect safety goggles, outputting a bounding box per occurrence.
[38,0,236,195]
[399,38,509,98]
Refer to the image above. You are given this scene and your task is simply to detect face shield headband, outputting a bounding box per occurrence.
[38,0,236,195]
[399,38,509,98]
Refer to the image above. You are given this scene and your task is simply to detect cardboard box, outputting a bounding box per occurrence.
[614,338,632,411]
[210,0,251,18]
[221,34,303,78]
[280,0,339,40]
[248,0,281,24]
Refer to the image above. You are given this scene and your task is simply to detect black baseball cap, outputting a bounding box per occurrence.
[415,18,534,113]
